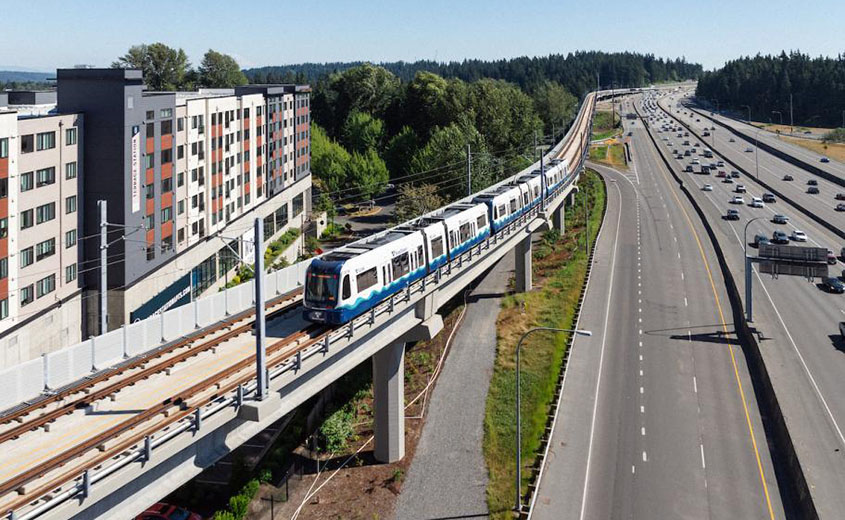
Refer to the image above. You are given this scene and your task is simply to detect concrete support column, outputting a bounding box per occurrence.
[553,205,565,234]
[515,233,532,292]
[373,340,405,463]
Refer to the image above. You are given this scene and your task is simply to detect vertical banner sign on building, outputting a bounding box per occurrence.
[131,129,141,213]
[241,229,255,264]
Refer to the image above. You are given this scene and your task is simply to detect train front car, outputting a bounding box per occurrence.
[304,256,345,324]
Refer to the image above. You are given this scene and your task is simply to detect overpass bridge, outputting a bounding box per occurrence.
[0,89,604,520]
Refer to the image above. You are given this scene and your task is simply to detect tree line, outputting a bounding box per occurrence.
[696,51,845,128]
[111,43,249,91]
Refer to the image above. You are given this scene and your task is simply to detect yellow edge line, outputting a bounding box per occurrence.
[643,126,777,520]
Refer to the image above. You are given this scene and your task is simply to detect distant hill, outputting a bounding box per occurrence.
[0,70,53,84]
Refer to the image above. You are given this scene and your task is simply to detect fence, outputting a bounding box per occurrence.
[0,261,311,413]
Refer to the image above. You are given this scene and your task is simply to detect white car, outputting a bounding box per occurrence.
[730,196,745,205]
[791,230,808,242]
[750,197,764,208]
[703,184,713,191]
[745,147,754,152]
[735,185,746,193]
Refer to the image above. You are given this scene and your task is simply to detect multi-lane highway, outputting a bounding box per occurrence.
[531,96,783,519]
[642,89,845,518]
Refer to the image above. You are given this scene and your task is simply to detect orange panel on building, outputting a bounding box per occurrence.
[161,162,172,178]
[146,137,154,154]
[161,220,173,238]
[146,197,155,215]
[161,134,173,150]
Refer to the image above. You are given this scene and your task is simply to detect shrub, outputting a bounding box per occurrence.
[320,405,355,453]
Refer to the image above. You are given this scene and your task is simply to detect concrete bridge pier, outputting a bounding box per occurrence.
[552,205,565,234]
[515,232,532,292]
[373,339,405,463]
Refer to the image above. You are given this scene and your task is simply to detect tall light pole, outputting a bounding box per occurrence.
[515,327,592,513]
[743,217,763,322]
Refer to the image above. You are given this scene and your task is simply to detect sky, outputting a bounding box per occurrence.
[1,0,842,72]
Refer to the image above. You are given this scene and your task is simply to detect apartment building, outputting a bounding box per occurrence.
[0,107,83,365]
[55,69,311,335]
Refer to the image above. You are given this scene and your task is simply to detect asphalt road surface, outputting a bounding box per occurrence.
[531,121,783,519]
[641,90,845,518]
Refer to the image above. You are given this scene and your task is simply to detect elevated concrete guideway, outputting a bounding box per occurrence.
[0,89,611,520]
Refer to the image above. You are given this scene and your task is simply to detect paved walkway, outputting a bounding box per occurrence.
[394,251,515,520]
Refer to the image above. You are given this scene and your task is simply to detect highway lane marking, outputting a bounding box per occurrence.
[643,451,648,462]
[684,297,688,307]
[640,387,644,394]
[639,354,643,361]
[693,376,698,393]
[700,444,707,469]
[632,465,636,474]
[644,129,777,520]
[641,427,646,436]
[578,178,625,520]
[641,405,645,413]
[681,272,685,280]
[639,369,643,376]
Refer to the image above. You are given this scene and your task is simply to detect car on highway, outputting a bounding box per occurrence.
[772,230,789,244]
[822,277,845,293]
[837,193,845,200]
[692,158,700,164]
[808,186,820,194]
[684,150,691,156]
[837,203,845,212]
[735,185,747,193]
[730,195,745,204]
[745,147,754,152]
[791,230,808,242]
[808,179,818,186]
[839,322,845,338]
[763,193,776,203]
[696,118,701,122]
[701,165,711,174]
[783,174,794,181]
[772,214,789,224]
[703,131,711,137]
[729,137,736,142]
[685,165,694,172]
[135,503,203,520]
[828,250,838,264]
[723,177,734,184]
[716,170,726,178]
[703,184,713,191]
[725,209,740,220]
[750,197,764,208]
[821,156,830,163]
[753,234,770,247]
[731,170,740,178]
[717,161,725,167]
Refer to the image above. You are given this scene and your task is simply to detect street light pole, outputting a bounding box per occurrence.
[744,217,762,322]
[515,327,592,513]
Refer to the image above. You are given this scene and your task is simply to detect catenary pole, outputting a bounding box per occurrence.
[99,200,108,335]
[254,217,268,400]
[466,144,472,197]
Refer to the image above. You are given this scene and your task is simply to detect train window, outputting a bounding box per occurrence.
[459,222,471,243]
[356,268,378,292]
[523,192,529,205]
[342,275,351,299]
[498,204,506,218]
[392,252,410,279]
[418,246,424,266]
[431,236,444,258]
[534,186,540,198]
[477,214,486,229]
[510,199,518,214]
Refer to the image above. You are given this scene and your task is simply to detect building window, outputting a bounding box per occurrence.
[161,177,172,192]
[146,110,154,120]
[36,202,55,224]
[65,196,77,214]
[0,218,6,239]
[178,227,185,243]
[160,108,172,118]
[292,193,304,217]
[0,178,6,199]
[65,161,77,179]
[177,200,185,215]
[0,137,8,158]
[146,123,155,138]
[20,134,33,154]
[66,229,77,248]
[0,258,6,279]
[160,119,173,135]
[20,171,33,191]
[35,238,55,261]
[20,209,33,229]
[20,285,34,306]
[161,235,173,253]
[0,298,7,320]
[145,184,154,199]
[161,206,172,222]
[177,117,184,132]
[143,214,155,230]
[36,167,55,187]
[19,246,33,267]
[191,115,198,129]
[65,127,78,145]
[177,145,184,160]
[146,245,155,261]
[36,131,56,151]
[66,263,77,283]
[36,274,56,298]
[161,148,172,164]
[177,171,184,187]
[145,154,154,169]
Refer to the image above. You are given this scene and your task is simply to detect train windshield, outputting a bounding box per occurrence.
[305,269,339,307]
